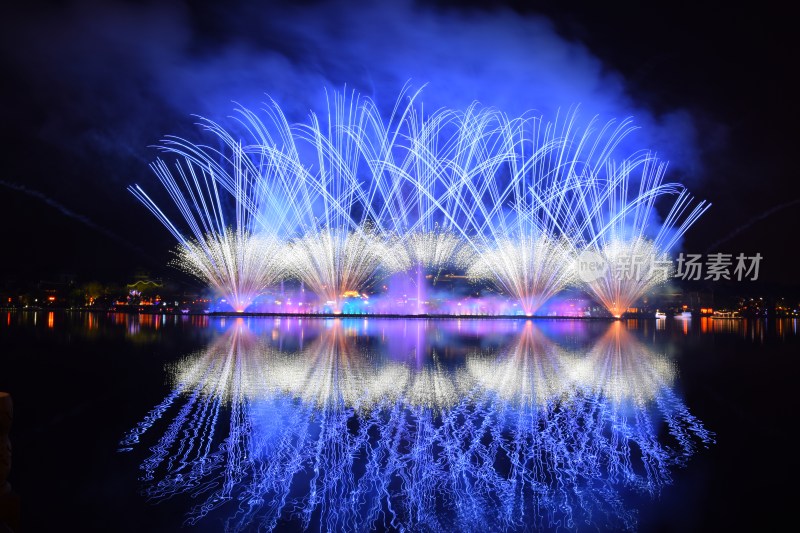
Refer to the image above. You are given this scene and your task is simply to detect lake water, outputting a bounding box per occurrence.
[1,311,798,532]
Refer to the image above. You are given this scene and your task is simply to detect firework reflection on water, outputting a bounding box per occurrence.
[122,318,713,532]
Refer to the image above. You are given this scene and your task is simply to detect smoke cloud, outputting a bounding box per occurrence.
[2,0,704,177]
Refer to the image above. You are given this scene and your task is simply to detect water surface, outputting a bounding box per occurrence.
[1,312,797,531]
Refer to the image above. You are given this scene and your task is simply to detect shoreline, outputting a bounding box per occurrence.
[2,307,638,320]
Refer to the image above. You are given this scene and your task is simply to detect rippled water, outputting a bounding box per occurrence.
[1,312,798,532]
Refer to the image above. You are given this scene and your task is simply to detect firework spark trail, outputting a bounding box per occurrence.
[338,84,438,234]
[443,110,642,315]
[172,228,288,312]
[132,88,709,315]
[288,91,371,232]
[153,107,311,237]
[573,156,711,316]
[130,146,292,311]
[348,87,498,239]
[398,104,513,241]
[286,227,387,313]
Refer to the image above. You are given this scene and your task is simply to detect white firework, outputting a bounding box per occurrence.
[171,228,287,312]
[447,108,639,314]
[467,233,576,315]
[386,229,465,271]
[130,86,709,316]
[580,237,673,318]
[574,156,710,317]
[129,143,289,312]
[287,227,388,313]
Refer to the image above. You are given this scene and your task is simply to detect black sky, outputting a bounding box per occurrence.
[1,0,798,291]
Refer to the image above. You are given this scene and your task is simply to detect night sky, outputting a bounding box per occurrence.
[1,0,798,293]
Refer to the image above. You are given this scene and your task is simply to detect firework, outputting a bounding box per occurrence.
[287,227,388,313]
[467,233,576,315]
[574,156,710,316]
[383,228,470,274]
[129,148,291,311]
[447,109,642,314]
[171,228,286,312]
[131,88,708,315]
[579,237,673,318]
